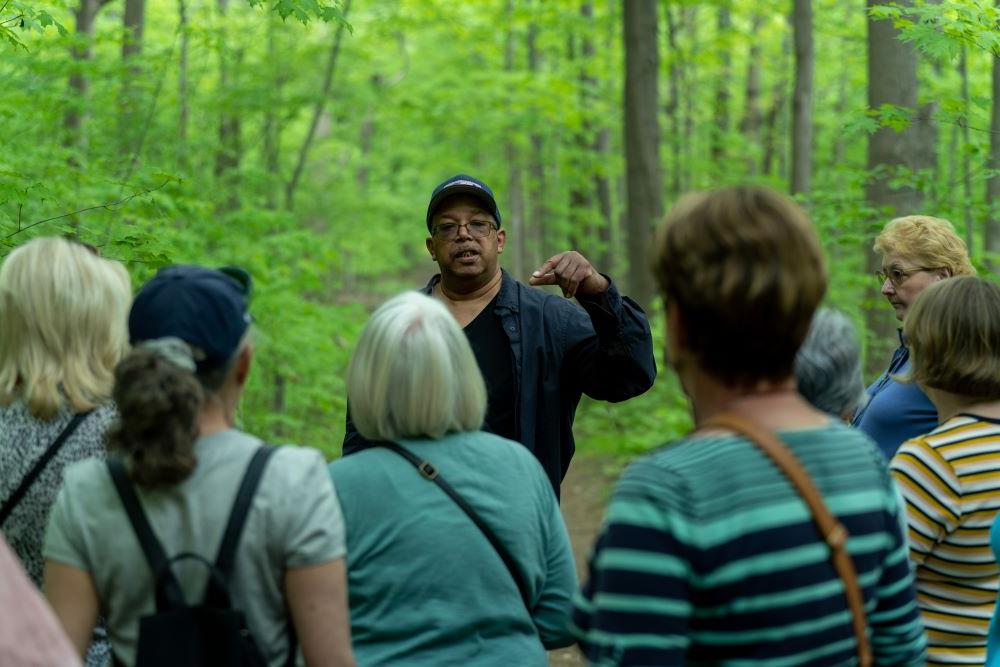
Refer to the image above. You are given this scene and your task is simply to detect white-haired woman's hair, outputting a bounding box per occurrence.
[348,291,487,441]
[794,308,867,419]
[0,237,132,419]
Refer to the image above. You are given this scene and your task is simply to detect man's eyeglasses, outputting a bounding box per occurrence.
[431,221,497,241]
[875,266,937,287]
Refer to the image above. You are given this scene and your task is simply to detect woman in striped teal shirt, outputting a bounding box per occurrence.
[889,276,1000,667]
[572,186,927,666]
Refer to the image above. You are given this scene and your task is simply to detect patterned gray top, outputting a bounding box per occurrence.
[0,401,117,584]
[0,400,116,667]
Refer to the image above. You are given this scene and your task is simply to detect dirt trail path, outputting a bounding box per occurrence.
[547,452,625,666]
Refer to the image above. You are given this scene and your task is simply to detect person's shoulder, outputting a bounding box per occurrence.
[903,414,1000,456]
[59,455,111,496]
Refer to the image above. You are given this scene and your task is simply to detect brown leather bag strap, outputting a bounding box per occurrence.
[701,413,873,667]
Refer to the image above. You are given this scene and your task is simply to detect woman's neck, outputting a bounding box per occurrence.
[689,375,827,432]
[926,387,1000,422]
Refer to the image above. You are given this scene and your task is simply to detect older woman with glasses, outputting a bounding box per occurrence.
[852,215,975,459]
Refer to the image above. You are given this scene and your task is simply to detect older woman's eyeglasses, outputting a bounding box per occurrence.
[431,221,496,241]
[875,266,937,287]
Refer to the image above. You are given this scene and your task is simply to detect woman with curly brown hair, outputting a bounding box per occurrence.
[42,265,355,667]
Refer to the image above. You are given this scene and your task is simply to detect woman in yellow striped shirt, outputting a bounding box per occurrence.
[890,276,1000,667]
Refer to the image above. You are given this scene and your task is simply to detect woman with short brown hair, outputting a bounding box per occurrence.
[890,276,1000,666]
[573,185,926,665]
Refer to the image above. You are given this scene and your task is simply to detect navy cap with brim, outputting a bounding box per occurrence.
[426,174,502,231]
[129,265,251,373]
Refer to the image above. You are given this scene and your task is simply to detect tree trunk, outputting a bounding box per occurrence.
[504,0,526,279]
[568,0,599,253]
[64,0,104,152]
[214,0,241,212]
[791,0,813,197]
[864,0,926,376]
[623,0,661,311]
[710,4,731,170]
[122,0,144,61]
[740,13,763,176]
[762,32,790,177]
[959,46,974,257]
[681,5,699,192]
[664,5,682,195]
[986,8,1000,273]
[120,0,144,154]
[262,14,283,209]
[177,0,189,165]
[285,0,352,210]
[527,16,547,260]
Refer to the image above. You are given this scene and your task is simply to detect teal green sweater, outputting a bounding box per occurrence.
[328,431,576,666]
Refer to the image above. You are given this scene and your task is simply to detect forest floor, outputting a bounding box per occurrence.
[546,451,627,666]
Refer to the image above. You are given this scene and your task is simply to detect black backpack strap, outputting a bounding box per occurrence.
[214,445,277,576]
[107,458,186,609]
[0,410,93,529]
[380,441,533,612]
[201,445,277,608]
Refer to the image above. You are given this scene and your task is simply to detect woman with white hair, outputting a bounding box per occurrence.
[0,236,131,666]
[794,308,867,421]
[330,291,576,666]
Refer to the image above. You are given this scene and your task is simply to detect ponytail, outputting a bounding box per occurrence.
[107,345,204,487]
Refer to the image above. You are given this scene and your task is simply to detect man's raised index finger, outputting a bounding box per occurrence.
[532,253,565,278]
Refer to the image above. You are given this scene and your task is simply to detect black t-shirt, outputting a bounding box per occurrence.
[464,296,517,442]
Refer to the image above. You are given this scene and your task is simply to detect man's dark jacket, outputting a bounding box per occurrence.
[343,270,657,494]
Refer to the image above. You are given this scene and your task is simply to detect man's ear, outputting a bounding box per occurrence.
[496,228,506,253]
[426,236,437,262]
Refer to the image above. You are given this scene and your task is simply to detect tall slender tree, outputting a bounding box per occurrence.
[987,19,1000,273]
[791,0,813,197]
[623,0,661,310]
[864,0,927,375]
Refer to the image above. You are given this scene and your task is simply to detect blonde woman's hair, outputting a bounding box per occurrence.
[652,185,826,385]
[0,237,131,419]
[348,291,487,441]
[874,215,976,276]
[904,276,1000,400]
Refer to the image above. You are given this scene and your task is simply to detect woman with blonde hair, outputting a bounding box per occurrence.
[889,276,1000,666]
[853,215,976,459]
[330,291,576,666]
[0,236,130,666]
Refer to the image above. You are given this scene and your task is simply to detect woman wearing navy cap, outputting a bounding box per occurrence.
[42,265,355,667]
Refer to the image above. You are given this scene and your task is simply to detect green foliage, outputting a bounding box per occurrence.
[1,0,998,459]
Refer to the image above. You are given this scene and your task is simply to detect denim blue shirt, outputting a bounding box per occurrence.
[852,332,938,460]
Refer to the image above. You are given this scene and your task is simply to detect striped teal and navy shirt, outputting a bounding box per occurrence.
[572,421,927,666]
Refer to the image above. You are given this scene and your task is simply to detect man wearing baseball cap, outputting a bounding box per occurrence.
[343,174,656,495]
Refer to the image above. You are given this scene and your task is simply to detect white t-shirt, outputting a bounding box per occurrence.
[44,429,346,667]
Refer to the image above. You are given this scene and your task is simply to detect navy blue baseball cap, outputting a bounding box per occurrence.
[128,265,252,373]
[425,174,502,231]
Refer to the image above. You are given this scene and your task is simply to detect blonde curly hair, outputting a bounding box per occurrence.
[874,216,976,276]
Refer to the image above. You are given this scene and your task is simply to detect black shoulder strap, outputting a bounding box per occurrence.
[107,457,186,609]
[380,441,533,612]
[213,445,277,577]
[0,410,93,529]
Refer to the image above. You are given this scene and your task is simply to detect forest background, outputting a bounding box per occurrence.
[2,0,998,458]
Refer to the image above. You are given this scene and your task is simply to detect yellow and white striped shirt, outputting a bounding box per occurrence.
[891,415,1000,667]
